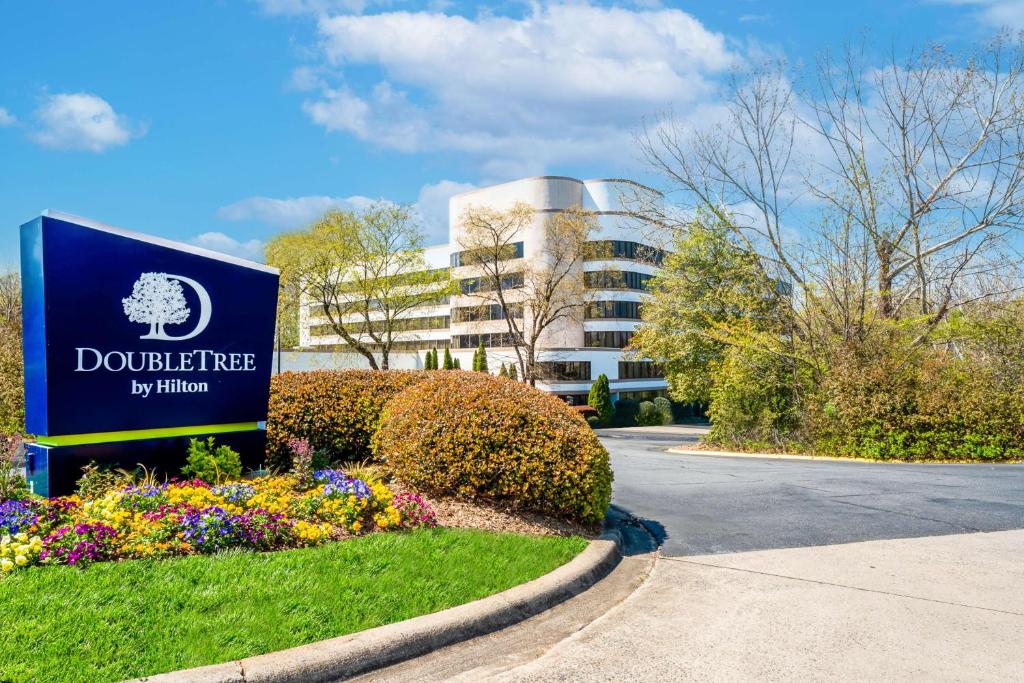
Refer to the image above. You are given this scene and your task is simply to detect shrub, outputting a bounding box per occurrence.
[586,415,601,428]
[654,397,673,425]
[636,401,661,426]
[183,437,242,485]
[613,399,639,426]
[372,373,613,523]
[588,374,613,426]
[75,461,125,500]
[265,370,428,471]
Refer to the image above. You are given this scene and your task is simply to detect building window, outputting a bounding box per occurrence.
[584,240,665,265]
[585,300,643,320]
[556,394,591,406]
[451,241,524,267]
[459,271,524,294]
[618,361,664,379]
[318,294,450,316]
[535,361,591,382]
[307,339,450,352]
[451,332,519,349]
[452,302,523,323]
[584,270,653,291]
[584,330,634,348]
[617,389,669,402]
[308,315,450,337]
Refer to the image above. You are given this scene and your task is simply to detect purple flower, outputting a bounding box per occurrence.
[0,499,38,535]
[314,470,371,500]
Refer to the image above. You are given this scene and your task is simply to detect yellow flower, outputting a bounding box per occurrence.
[0,559,13,573]
[14,555,27,567]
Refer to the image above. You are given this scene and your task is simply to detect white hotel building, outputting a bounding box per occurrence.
[298,176,669,405]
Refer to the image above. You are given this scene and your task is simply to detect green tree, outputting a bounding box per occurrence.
[630,216,800,446]
[631,216,789,405]
[508,363,518,381]
[266,204,456,370]
[499,363,508,377]
[442,348,454,370]
[453,357,461,370]
[475,340,488,373]
[587,374,613,426]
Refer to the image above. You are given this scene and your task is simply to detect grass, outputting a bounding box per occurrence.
[0,528,587,682]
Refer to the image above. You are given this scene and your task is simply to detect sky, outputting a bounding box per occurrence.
[0,0,1019,267]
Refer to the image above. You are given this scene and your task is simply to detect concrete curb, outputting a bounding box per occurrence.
[666,447,1022,465]
[135,533,622,683]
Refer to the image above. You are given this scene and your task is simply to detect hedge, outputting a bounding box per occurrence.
[265,370,429,471]
[372,373,613,524]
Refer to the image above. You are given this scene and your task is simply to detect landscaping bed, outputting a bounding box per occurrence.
[0,528,586,682]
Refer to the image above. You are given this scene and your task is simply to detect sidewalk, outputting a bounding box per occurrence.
[495,529,1024,681]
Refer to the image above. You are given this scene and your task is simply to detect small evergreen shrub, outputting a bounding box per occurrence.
[373,373,613,523]
[182,437,242,485]
[266,370,429,471]
[442,348,454,370]
[613,399,639,426]
[588,374,613,426]
[637,401,662,426]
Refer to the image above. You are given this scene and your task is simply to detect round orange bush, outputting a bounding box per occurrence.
[372,373,613,524]
[266,370,429,471]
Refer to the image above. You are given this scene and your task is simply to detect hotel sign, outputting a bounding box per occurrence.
[20,212,279,494]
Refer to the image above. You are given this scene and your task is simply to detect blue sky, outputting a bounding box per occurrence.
[0,0,1017,266]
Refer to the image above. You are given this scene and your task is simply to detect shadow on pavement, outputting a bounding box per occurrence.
[605,504,666,556]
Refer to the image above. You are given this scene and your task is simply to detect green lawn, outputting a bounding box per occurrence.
[0,529,587,682]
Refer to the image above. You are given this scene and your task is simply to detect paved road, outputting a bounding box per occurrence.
[601,427,1024,556]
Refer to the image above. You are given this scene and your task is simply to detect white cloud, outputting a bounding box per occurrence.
[217,179,474,244]
[292,3,736,174]
[189,232,267,262]
[0,107,15,127]
[32,93,145,152]
[933,0,1024,28]
[216,194,380,229]
[254,0,379,15]
[412,179,476,243]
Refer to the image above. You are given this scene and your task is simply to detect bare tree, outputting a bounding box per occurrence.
[456,202,598,385]
[640,34,1024,361]
[267,204,455,370]
[0,272,20,325]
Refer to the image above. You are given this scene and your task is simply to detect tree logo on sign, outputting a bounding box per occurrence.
[122,272,212,341]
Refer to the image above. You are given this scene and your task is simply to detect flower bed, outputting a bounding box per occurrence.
[0,470,435,575]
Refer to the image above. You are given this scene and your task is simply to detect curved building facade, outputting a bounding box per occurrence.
[299,175,669,404]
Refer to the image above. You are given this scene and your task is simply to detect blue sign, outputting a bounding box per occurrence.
[20,211,279,495]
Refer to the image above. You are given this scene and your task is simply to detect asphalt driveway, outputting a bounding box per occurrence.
[601,427,1024,556]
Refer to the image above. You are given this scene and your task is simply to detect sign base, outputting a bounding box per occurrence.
[25,429,268,497]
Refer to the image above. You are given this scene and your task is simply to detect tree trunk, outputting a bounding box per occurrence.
[876,239,895,319]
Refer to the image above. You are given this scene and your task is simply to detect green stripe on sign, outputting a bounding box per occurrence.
[35,423,261,447]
